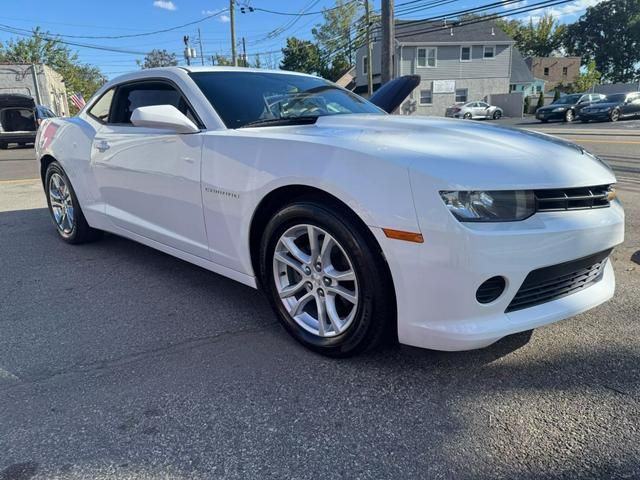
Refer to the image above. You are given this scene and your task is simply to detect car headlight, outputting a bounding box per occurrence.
[552,107,566,112]
[440,190,536,222]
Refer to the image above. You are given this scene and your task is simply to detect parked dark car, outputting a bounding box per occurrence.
[580,92,640,122]
[535,93,606,123]
[0,94,57,149]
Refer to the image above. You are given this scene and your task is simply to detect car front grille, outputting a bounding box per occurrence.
[505,249,611,313]
[535,185,611,212]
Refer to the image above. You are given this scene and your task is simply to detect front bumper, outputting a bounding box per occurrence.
[372,200,625,351]
[536,110,566,121]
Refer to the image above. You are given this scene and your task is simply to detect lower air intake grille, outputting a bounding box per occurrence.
[506,249,611,313]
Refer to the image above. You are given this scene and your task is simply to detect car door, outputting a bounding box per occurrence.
[468,102,481,118]
[476,101,491,118]
[91,80,210,259]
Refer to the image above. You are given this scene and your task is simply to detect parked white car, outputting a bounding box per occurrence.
[36,67,624,357]
[445,101,504,120]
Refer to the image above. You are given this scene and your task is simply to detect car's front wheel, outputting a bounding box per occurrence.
[564,109,575,122]
[260,201,393,357]
[45,161,102,244]
[492,110,502,120]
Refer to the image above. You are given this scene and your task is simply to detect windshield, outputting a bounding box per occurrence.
[553,94,582,104]
[190,71,384,129]
[605,93,626,103]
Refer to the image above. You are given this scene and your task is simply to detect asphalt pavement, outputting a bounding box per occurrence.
[0,122,639,479]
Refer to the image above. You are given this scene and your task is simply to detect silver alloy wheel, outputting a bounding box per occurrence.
[273,224,359,338]
[48,172,75,235]
[566,110,574,122]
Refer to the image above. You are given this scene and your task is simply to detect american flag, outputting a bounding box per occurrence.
[70,92,86,110]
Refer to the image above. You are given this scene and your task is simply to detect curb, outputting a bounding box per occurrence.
[524,128,640,137]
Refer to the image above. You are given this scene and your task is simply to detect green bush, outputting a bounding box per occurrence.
[553,89,561,102]
[524,96,530,114]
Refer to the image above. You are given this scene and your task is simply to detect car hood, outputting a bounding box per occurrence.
[244,114,616,189]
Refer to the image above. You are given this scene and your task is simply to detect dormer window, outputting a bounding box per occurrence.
[483,46,495,59]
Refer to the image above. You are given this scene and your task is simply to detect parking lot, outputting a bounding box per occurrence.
[1,121,639,479]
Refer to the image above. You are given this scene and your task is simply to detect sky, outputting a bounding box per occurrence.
[0,0,604,79]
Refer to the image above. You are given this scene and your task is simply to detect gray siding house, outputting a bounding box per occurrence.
[355,20,514,116]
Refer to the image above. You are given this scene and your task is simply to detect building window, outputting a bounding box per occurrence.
[460,46,471,62]
[509,84,516,92]
[562,66,568,76]
[363,56,368,75]
[419,89,432,105]
[536,85,542,93]
[417,47,437,68]
[455,89,467,103]
[483,46,495,59]
[543,67,549,76]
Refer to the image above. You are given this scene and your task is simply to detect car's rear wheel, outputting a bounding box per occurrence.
[564,109,574,122]
[492,110,502,120]
[610,109,620,122]
[260,201,392,357]
[463,113,472,120]
[45,161,102,244]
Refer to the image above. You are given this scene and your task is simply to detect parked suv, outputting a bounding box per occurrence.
[535,93,606,123]
[0,94,57,149]
[580,92,640,122]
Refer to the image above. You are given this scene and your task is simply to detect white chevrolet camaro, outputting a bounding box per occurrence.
[35,67,624,357]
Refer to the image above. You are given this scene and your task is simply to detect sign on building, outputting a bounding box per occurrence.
[432,80,455,93]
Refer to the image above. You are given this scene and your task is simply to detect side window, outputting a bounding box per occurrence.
[88,88,115,123]
[110,81,196,125]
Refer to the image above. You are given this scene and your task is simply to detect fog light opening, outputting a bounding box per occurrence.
[476,276,506,304]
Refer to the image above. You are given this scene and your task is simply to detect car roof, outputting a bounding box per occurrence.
[108,66,319,86]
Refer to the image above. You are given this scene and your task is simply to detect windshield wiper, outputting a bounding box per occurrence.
[241,115,320,128]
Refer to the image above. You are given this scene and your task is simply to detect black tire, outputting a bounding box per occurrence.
[463,112,472,120]
[610,109,620,122]
[44,161,102,244]
[564,109,575,122]
[540,119,548,123]
[260,201,393,357]
[492,110,502,120]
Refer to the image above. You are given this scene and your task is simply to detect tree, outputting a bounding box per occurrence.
[280,37,321,74]
[564,0,640,83]
[524,95,530,114]
[0,28,107,113]
[536,91,545,111]
[320,53,351,82]
[139,49,178,69]
[312,0,363,66]
[212,54,233,66]
[253,53,262,69]
[496,13,566,57]
[553,88,561,102]
[573,59,602,91]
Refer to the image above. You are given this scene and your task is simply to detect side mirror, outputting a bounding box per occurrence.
[130,105,199,134]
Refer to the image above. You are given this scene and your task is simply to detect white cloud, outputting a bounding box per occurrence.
[219,14,230,23]
[523,0,605,21]
[202,9,218,15]
[502,0,528,10]
[153,0,177,11]
[202,8,230,22]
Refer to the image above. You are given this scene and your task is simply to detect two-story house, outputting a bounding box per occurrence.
[354,19,515,116]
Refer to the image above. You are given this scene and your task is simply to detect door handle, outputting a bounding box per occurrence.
[96,140,110,152]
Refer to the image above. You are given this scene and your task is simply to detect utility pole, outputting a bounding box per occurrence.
[183,35,191,66]
[242,36,247,67]
[364,0,373,96]
[198,28,205,66]
[381,0,394,85]
[230,0,238,66]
